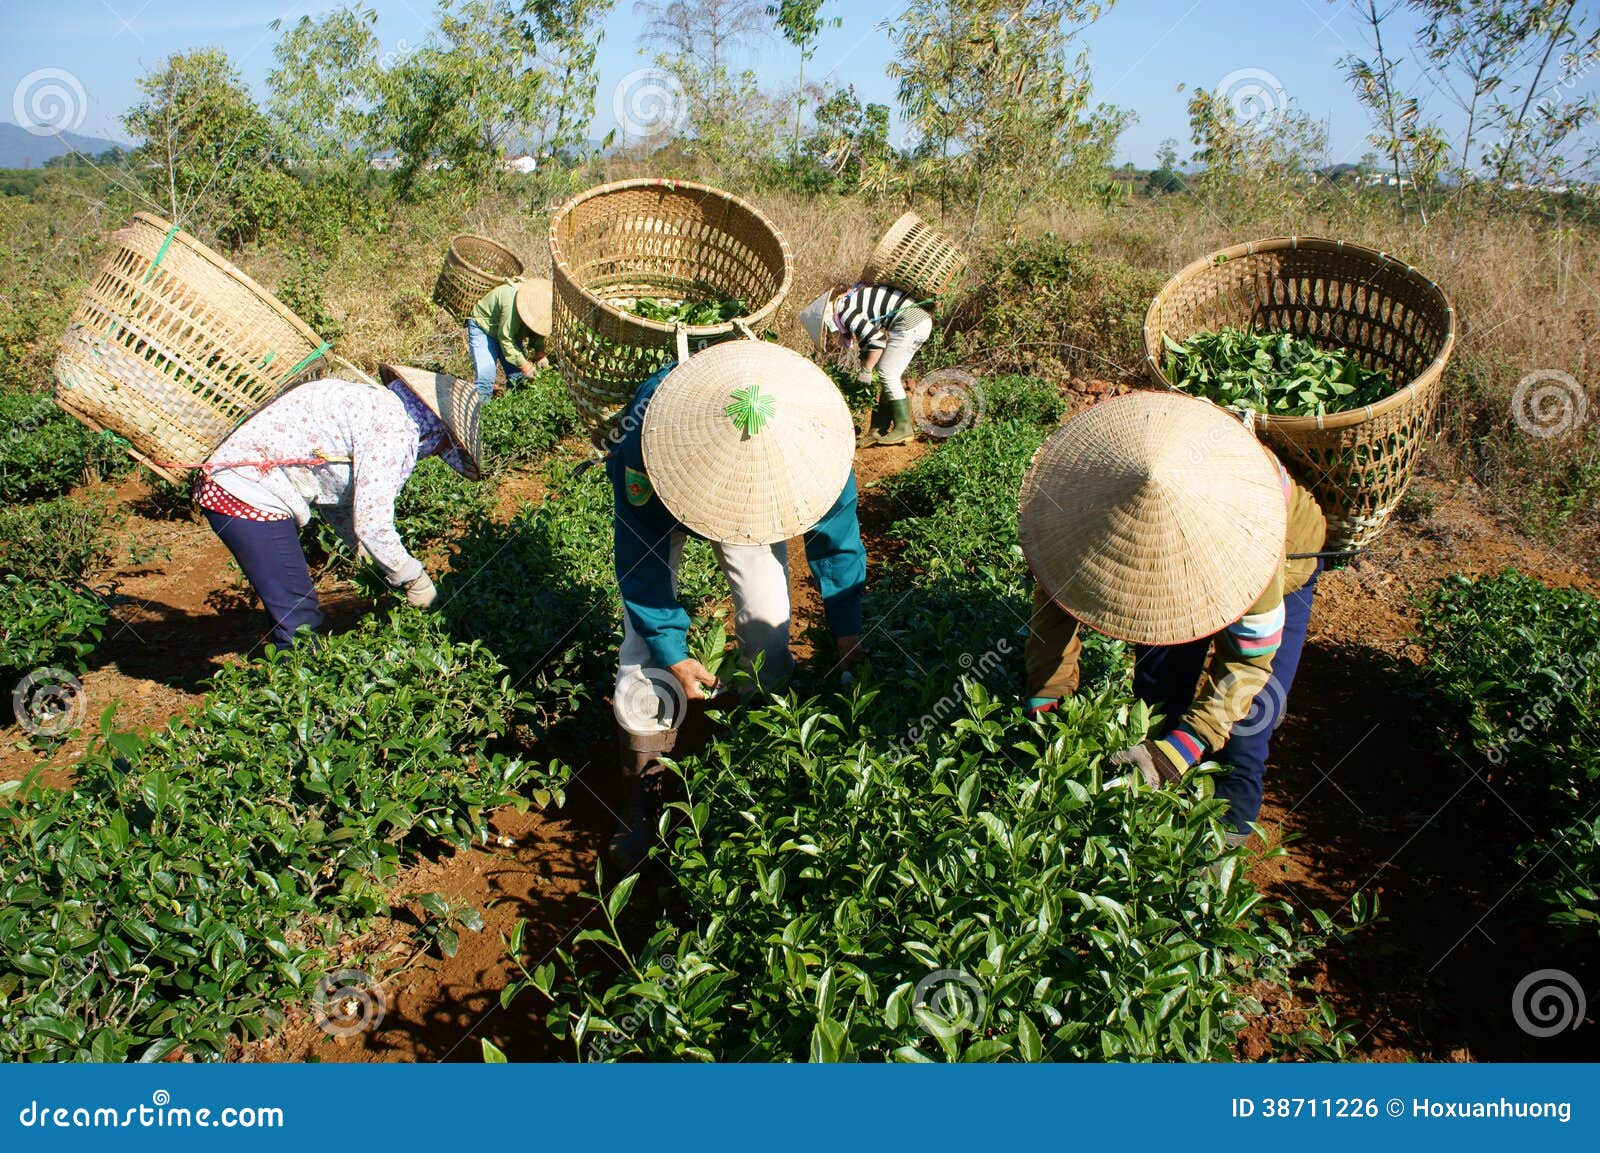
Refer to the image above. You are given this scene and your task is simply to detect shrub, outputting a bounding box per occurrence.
[929,236,1164,384]
[509,678,1338,1061]
[1418,570,1600,939]
[878,418,1047,585]
[440,461,722,732]
[0,610,565,1062]
[481,371,581,473]
[274,248,344,342]
[0,494,121,582]
[0,576,109,692]
[0,390,131,503]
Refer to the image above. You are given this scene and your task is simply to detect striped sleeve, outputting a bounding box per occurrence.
[1226,602,1286,658]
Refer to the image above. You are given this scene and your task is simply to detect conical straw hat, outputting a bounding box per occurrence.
[1018,391,1287,645]
[515,276,553,336]
[641,341,854,545]
[797,289,836,349]
[379,363,484,481]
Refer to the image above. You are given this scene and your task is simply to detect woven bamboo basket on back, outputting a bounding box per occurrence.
[1143,236,1457,553]
[53,212,334,485]
[859,210,968,301]
[432,234,525,322]
[548,178,792,433]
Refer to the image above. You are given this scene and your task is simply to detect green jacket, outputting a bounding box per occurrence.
[469,283,544,366]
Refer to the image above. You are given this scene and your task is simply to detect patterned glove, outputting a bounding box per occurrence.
[402,571,439,609]
[1108,741,1185,788]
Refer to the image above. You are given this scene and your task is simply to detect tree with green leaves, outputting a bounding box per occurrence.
[635,0,783,171]
[768,0,840,153]
[887,0,1129,228]
[804,84,893,190]
[1410,0,1599,191]
[124,49,301,249]
[268,6,382,166]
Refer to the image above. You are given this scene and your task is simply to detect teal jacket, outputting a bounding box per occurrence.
[607,364,866,669]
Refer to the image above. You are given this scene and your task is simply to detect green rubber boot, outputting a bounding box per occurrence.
[856,394,892,447]
[875,398,916,446]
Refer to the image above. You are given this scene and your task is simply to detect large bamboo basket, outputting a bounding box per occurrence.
[859,210,968,301]
[1142,236,1457,553]
[432,234,525,322]
[53,213,334,485]
[548,178,792,434]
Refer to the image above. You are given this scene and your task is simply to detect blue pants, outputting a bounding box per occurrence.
[204,510,323,649]
[1133,563,1321,833]
[466,320,524,400]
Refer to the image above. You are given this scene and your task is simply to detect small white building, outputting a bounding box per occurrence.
[503,154,538,174]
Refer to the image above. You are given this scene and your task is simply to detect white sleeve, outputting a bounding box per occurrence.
[348,404,423,586]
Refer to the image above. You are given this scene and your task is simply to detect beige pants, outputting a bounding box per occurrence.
[877,312,934,400]
[613,535,795,736]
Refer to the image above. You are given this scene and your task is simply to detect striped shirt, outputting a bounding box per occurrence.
[833,284,929,352]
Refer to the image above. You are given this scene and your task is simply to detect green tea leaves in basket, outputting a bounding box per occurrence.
[1162,328,1393,417]
[624,296,747,326]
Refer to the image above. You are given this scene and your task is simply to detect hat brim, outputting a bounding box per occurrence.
[379,363,483,481]
[1018,391,1288,646]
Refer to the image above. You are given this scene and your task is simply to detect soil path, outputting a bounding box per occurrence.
[6,423,1594,1061]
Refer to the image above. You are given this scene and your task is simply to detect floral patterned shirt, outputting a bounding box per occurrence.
[206,378,427,586]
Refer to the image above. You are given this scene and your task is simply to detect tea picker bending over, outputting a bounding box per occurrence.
[1019,391,1327,845]
[799,282,934,448]
[466,278,552,399]
[195,366,483,649]
[606,341,866,868]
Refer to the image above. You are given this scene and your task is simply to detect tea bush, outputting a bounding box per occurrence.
[0,610,565,1061]
[1418,571,1600,940]
[929,237,1164,383]
[0,389,131,503]
[510,680,1335,1061]
[0,576,109,689]
[878,415,1048,586]
[480,371,581,473]
[0,493,122,582]
[440,461,723,732]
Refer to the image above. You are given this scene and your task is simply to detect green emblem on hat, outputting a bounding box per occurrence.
[725,385,776,437]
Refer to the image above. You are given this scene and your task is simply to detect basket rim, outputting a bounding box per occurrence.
[126,212,330,349]
[446,232,525,280]
[546,177,793,337]
[1141,234,1458,432]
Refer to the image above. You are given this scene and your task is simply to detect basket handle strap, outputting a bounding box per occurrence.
[674,324,690,364]
[274,342,334,390]
[732,319,757,342]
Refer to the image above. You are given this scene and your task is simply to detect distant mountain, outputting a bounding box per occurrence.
[0,122,130,169]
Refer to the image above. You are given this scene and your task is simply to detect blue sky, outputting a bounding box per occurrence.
[2,0,1429,167]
